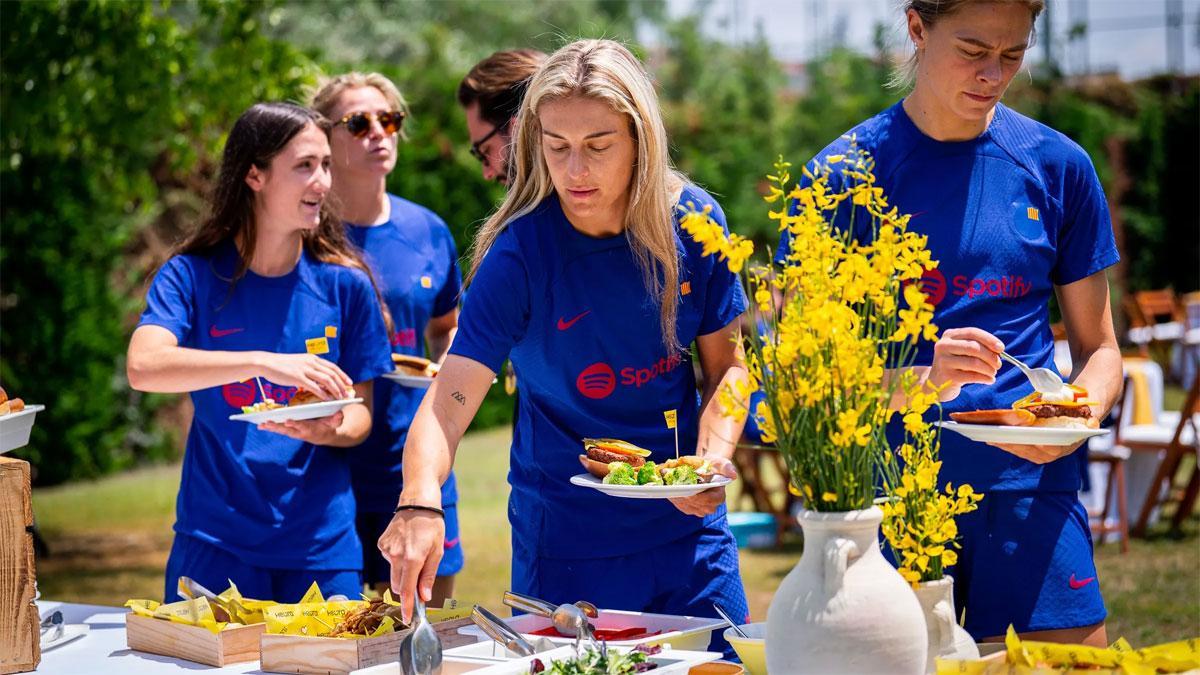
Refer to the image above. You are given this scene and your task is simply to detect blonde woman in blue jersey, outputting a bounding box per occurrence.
[379,39,751,657]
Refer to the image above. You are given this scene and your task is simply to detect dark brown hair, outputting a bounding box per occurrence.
[457,49,548,127]
[175,102,393,333]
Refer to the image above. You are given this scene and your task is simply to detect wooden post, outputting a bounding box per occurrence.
[0,457,39,674]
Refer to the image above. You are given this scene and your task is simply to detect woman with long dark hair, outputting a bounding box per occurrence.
[127,102,394,602]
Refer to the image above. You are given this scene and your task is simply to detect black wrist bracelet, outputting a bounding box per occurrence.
[394,504,445,518]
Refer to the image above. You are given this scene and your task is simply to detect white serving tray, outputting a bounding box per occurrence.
[0,404,45,454]
[457,608,725,652]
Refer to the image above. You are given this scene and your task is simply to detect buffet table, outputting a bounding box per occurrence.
[33,601,261,674]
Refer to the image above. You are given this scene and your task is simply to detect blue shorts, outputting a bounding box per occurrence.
[357,505,464,585]
[163,533,361,603]
[512,518,748,660]
[951,491,1106,639]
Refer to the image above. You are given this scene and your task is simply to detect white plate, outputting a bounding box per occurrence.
[41,623,89,651]
[0,404,45,454]
[380,371,436,388]
[228,397,363,424]
[570,473,733,499]
[935,421,1109,446]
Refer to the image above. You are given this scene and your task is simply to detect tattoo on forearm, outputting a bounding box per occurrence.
[450,391,466,405]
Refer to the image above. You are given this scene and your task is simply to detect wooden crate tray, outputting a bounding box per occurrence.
[125,613,266,667]
[261,617,476,675]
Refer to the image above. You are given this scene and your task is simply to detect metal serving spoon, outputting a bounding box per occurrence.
[400,597,442,675]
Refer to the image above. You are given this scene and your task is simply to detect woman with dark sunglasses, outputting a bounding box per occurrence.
[127,102,395,602]
[311,73,464,605]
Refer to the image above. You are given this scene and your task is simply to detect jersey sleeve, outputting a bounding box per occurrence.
[688,192,748,336]
[137,256,197,343]
[1053,150,1120,285]
[447,232,530,373]
[338,270,396,384]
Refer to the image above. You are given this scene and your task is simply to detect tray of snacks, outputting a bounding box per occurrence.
[937,626,1200,674]
[0,386,43,454]
[572,439,731,499]
[125,582,272,668]
[457,608,725,653]
[260,591,476,675]
[229,388,362,424]
[939,384,1109,446]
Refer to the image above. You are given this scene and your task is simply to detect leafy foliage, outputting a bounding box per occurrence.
[2,1,1194,483]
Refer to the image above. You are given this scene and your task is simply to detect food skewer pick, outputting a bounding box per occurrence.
[664,409,678,459]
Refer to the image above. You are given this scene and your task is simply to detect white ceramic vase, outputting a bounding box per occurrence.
[765,506,928,674]
[914,576,979,673]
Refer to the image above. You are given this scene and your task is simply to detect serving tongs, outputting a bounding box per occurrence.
[502,590,600,650]
[471,605,542,657]
[177,576,243,624]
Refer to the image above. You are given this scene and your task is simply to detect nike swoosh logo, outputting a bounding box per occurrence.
[209,326,245,338]
[556,310,591,331]
[1068,574,1096,590]
[443,537,460,549]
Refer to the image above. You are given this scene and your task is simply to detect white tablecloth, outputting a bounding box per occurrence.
[32,601,264,674]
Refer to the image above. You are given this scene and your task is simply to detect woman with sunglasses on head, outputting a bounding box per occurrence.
[777,0,1121,647]
[379,39,751,657]
[127,102,395,602]
[311,73,464,605]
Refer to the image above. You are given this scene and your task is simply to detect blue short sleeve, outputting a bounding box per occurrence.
[448,233,529,373]
[1052,153,1120,286]
[338,271,395,384]
[691,197,748,335]
[432,226,462,318]
[138,256,196,343]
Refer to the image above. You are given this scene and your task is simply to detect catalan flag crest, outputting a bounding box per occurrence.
[1026,206,1040,221]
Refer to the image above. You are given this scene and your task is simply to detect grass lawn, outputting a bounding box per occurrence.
[32,426,1200,645]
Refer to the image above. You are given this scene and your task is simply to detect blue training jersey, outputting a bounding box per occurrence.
[777,101,1119,492]
[449,185,747,560]
[345,194,463,512]
[138,240,394,569]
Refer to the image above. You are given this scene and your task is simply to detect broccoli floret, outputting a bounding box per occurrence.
[637,461,663,485]
[663,465,698,485]
[602,462,638,485]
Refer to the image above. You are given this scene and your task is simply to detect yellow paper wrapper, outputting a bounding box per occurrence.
[263,600,366,637]
[124,596,231,634]
[937,627,1200,675]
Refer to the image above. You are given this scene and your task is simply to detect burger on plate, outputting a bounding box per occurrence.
[949,384,1099,429]
[1012,385,1100,429]
[578,438,652,478]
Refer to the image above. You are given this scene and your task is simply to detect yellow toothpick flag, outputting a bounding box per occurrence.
[665,409,679,459]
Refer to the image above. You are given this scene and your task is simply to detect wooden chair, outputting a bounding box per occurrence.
[1086,444,1130,553]
[1128,374,1200,536]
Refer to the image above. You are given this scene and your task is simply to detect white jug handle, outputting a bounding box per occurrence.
[932,598,956,650]
[823,536,860,595]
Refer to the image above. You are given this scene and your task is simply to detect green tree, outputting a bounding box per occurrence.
[1,0,319,483]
